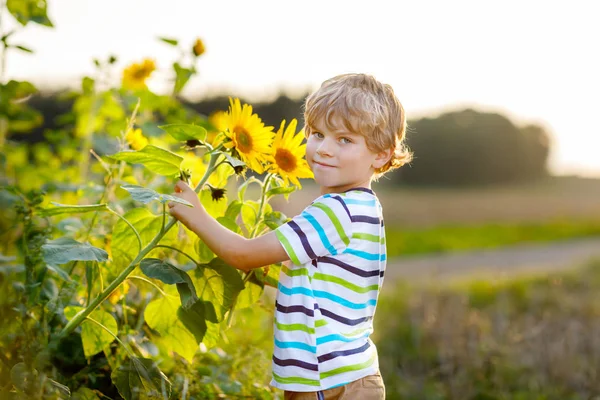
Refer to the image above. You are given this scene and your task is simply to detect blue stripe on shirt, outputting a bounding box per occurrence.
[302,211,338,255]
[274,338,317,353]
[313,290,377,309]
[343,248,386,261]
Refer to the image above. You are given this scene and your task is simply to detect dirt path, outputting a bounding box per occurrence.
[383,237,600,286]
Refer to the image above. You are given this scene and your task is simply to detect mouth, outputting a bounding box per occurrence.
[313,160,336,168]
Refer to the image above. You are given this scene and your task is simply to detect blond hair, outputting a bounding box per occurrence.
[304,73,412,178]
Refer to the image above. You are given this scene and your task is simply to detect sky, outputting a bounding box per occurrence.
[6,0,600,177]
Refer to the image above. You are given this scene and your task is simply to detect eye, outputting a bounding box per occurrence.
[312,131,324,139]
[339,137,353,144]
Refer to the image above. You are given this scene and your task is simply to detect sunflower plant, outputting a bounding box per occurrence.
[1,12,312,395]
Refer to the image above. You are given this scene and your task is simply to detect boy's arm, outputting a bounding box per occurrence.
[168,180,289,272]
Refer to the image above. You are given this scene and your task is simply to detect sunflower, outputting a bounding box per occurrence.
[266,119,313,188]
[192,38,206,57]
[122,59,156,90]
[222,98,274,173]
[125,128,148,150]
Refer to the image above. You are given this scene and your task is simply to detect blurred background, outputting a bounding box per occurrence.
[3,0,600,399]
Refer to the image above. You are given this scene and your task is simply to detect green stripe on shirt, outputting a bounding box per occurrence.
[276,230,301,265]
[352,232,385,244]
[312,202,350,246]
[275,321,315,334]
[320,353,376,379]
[313,273,379,294]
[273,372,320,386]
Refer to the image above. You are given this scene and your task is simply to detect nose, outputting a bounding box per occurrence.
[316,137,334,157]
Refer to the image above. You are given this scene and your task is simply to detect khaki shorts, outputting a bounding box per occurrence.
[283,371,385,400]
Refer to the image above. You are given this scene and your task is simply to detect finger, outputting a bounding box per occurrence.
[175,180,189,193]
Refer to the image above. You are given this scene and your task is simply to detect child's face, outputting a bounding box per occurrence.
[306,115,382,194]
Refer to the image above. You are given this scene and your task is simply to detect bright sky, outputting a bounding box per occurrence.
[7,0,600,177]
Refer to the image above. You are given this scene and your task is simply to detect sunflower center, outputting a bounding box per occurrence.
[275,148,297,172]
[234,126,253,153]
[133,68,149,80]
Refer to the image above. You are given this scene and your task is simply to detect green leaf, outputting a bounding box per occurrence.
[267,186,296,200]
[109,145,183,176]
[176,300,213,343]
[158,37,178,46]
[111,208,178,273]
[7,0,53,27]
[217,216,241,234]
[265,263,282,287]
[195,239,214,264]
[10,362,32,392]
[159,123,207,142]
[225,199,243,221]
[140,258,198,308]
[173,62,194,94]
[72,387,100,400]
[13,45,34,53]
[144,294,198,362]
[120,184,193,207]
[241,201,260,231]
[264,211,289,230]
[42,237,108,265]
[223,152,246,171]
[193,258,244,321]
[111,357,171,400]
[39,202,109,217]
[236,279,264,309]
[64,306,118,358]
[237,176,260,202]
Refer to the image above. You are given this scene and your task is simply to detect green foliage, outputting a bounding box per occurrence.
[120,184,193,206]
[375,262,600,399]
[42,237,109,265]
[386,219,600,257]
[398,109,551,186]
[6,0,53,27]
[110,145,184,176]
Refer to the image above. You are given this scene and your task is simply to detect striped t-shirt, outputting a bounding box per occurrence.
[272,187,386,391]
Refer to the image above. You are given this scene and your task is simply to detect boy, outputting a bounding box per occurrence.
[169,73,411,399]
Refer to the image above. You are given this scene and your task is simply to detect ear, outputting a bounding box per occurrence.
[372,148,393,169]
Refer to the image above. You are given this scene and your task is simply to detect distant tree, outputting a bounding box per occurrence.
[397,109,551,186]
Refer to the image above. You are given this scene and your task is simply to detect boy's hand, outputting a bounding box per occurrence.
[168,180,204,229]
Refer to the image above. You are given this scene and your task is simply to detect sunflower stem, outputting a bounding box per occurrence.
[57,151,221,340]
[227,173,274,328]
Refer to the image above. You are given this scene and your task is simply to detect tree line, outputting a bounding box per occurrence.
[22,92,551,186]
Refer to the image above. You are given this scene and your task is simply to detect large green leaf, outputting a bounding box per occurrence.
[111,208,178,272]
[140,258,198,308]
[176,300,217,343]
[7,0,53,27]
[144,293,198,362]
[39,202,109,217]
[193,258,244,321]
[159,123,207,142]
[111,356,171,400]
[42,237,108,265]
[64,306,118,358]
[266,186,296,200]
[120,184,193,207]
[109,145,183,176]
[236,280,264,309]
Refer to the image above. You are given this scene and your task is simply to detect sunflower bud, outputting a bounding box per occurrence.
[179,169,192,184]
[234,165,246,176]
[192,38,205,57]
[207,184,226,202]
[185,139,202,149]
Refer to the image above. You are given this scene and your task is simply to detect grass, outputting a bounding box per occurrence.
[386,218,600,257]
[373,260,600,399]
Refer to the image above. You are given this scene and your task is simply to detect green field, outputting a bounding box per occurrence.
[374,261,600,399]
[386,219,600,257]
